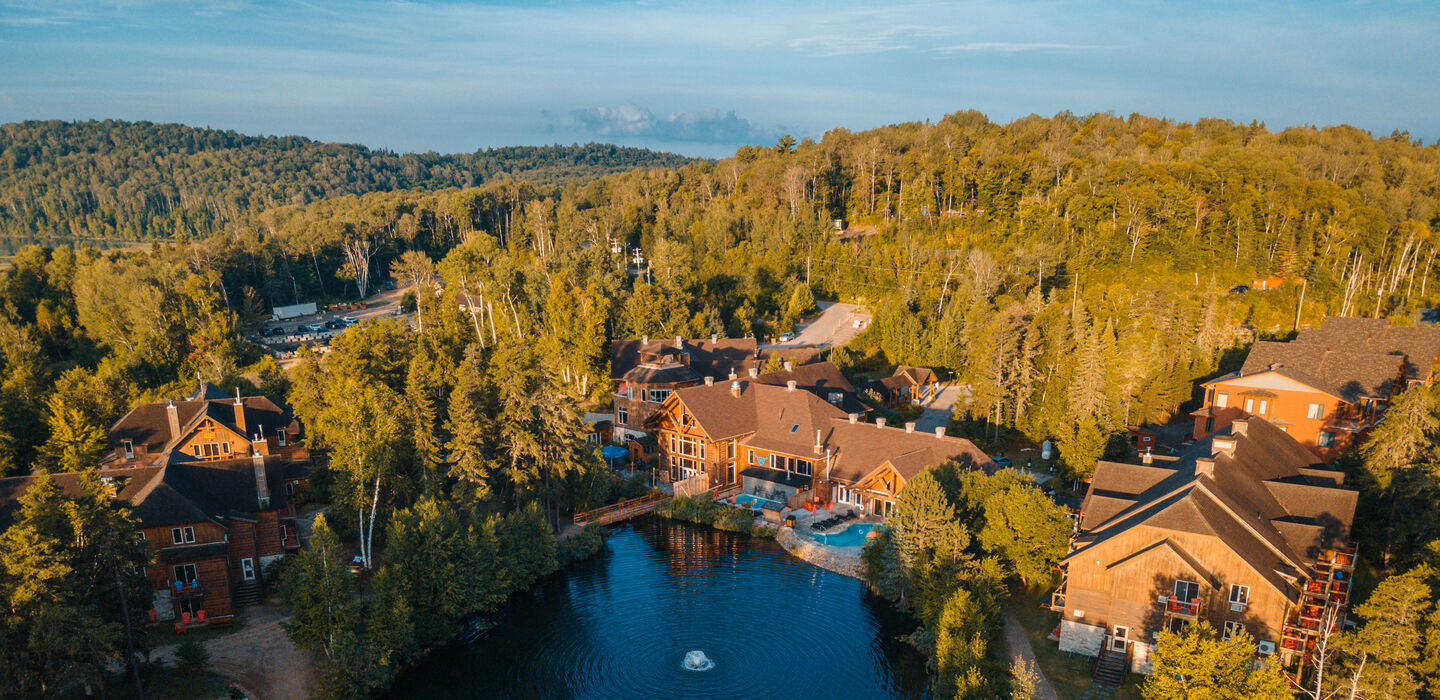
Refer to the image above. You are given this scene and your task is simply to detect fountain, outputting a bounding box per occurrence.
[681,650,715,672]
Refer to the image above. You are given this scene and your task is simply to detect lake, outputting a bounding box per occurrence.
[386,518,931,699]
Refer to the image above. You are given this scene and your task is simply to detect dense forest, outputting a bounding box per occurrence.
[0,120,694,240]
[1,110,1440,698]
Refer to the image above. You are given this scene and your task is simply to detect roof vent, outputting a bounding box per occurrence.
[876,417,886,429]
[1141,449,1153,465]
[704,376,714,386]
[787,380,797,391]
[934,427,945,439]
[849,413,859,424]
[905,422,915,434]
[1269,362,1283,370]
[728,369,737,380]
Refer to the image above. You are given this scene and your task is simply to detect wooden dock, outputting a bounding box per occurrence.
[574,492,667,526]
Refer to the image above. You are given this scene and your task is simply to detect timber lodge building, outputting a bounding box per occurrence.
[646,377,991,515]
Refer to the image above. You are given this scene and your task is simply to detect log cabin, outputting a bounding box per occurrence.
[1052,417,1357,678]
[647,378,991,514]
[1192,317,1440,462]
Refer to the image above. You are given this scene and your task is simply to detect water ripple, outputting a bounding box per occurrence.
[387,518,930,699]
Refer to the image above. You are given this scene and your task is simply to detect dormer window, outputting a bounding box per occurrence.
[277,428,287,447]
[122,439,134,460]
[828,392,843,405]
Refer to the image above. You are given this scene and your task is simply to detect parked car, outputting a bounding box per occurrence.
[258,327,272,337]
[342,316,358,326]
[991,455,1013,468]
[778,332,796,342]
[324,320,341,330]
[1229,285,1250,294]
[305,323,324,332]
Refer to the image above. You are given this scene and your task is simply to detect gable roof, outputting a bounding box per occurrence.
[1229,317,1440,403]
[754,361,868,414]
[107,384,299,464]
[1068,417,1356,596]
[610,337,759,381]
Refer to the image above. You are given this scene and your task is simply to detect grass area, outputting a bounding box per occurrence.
[1011,581,1144,700]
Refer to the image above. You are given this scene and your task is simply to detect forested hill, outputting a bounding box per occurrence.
[0,119,694,239]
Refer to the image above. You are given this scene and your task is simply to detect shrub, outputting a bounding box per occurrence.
[176,638,210,675]
[559,524,605,564]
[653,495,720,524]
[713,507,758,533]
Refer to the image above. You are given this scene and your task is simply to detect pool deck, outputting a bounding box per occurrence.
[772,505,882,580]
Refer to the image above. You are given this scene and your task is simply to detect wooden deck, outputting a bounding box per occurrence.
[574,492,667,526]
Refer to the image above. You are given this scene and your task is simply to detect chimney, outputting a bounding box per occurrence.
[748,367,758,378]
[166,399,180,442]
[711,334,718,344]
[704,376,714,386]
[876,417,886,429]
[730,380,741,397]
[934,427,946,439]
[1195,457,1216,478]
[1231,419,1249,436]
[729,369,737,381]
[1141,449,1153,465]
[787,380,797,391]
[251,426,268,457]
[784,361,793,371]
[1212,436,1237,457]
[814,429,823,454]
[675,336,683,349]
[849,413,859,424]
[232,388,246,433]
[252,450,270,510]
[642,334,649,345]
[905,422,915,434]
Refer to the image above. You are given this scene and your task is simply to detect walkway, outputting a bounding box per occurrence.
[913,383,963,433]
[1001,607,1062,700]
[150,600,316,700]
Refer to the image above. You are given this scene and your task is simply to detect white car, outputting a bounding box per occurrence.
[341,316,358,326]
[778,332,796,342]
[305,323,324,332]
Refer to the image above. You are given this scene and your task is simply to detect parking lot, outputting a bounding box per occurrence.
[254,288,408,361]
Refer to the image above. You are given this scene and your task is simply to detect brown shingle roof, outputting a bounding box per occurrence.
[1067,417,1357,595]
[754,361,868,414]
[610,338,759,381]
[1240,341,1404,402]
[108,385,299,459]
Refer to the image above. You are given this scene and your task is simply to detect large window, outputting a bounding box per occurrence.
[1307,403,1324,420]
[676,436,705,458]
[616,406,628,425]
[1173,579,1200,602]
[1244,398,1255,413]
[173,563,198,584]
[647,388,672,403]
[1222,620,1246,641]
[193,442,229,459]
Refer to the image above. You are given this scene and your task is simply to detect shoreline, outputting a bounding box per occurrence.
[774,526,865,580]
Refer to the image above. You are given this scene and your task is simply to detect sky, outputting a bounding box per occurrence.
[1,0,1437,158]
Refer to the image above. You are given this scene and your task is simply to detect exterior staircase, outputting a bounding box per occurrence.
[232,580,263,608]
[1092,643,1129,686]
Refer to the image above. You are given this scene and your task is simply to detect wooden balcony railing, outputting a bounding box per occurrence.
[1164,597,1201,618]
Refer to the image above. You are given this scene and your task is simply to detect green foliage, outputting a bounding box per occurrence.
[1142,622,1290,700]
[1330,566,1435,700]
[976,481,1071,585]
[653,494,722,524]
[558,524,605,565]
[277,515,356,659]
[175,638,210,676]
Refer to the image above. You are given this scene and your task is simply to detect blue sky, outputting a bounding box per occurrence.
[1,0,1437,157]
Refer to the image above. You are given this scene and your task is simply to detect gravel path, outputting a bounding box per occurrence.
[150,599,316,699]
[1001,607,1062,700]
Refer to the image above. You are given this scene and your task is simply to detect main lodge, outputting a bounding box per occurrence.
[0,384,310,629]
[647,376,991,515]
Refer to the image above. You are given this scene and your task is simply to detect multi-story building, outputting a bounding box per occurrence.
[1052,417,1357,680]
[1192,317,1440,462]
[647,378,991,514]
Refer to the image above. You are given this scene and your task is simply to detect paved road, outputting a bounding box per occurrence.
[914,383,963,433]
[764,301,869,349]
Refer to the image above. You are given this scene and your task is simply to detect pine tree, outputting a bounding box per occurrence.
[38,393,107,473]
[1332,566,1434,700]
[279,515,356,660]
[1143,622,1290,700]
[446,345,494,502]
[1359,385,1438,489]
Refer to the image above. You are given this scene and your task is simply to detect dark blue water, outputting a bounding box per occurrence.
[387,518,931,699]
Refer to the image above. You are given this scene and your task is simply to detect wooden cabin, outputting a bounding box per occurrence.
[1053,417,1357,676]
[865,365,940,406]
[1192,317,1440,462]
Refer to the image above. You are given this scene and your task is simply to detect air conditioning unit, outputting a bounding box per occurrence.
[1230,601,1247,612]
[1157,595,1168,604]
[1257,641,1276,656]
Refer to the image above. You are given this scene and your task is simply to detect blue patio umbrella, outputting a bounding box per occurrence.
[601,445,629,460]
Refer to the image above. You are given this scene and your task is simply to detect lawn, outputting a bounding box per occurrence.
[1011,581,1144,700]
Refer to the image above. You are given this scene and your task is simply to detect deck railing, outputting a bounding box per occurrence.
[574,491,666,526]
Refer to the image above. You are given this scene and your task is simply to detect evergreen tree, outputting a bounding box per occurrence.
[977,481,1071,585]
[279,515,356,660]
[1332,566,1434,700]
[37,392,107,473]
[447,345,494,502]
[1143,622,1290,700]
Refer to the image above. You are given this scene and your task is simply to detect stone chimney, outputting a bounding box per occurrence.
[786,380,797,392]
[674,336,683,349]
[704,376,714,386]
[905,422,916,434]
[876,417,886,429]
[848,413,859,424]
[1195,457,1216,478]
[166,399,180,442]
[748,367,758,378]
[783,361,793,371]
[934,427,946,439]
[1141,449,1153,465]
[232,388,246,433]
[252,450,270,510]
[730,380,742,398]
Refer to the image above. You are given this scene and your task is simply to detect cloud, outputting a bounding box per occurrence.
[930,42,1114,54]
[567,103,780,144]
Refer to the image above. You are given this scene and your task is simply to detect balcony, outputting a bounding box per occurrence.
[1050,579,1068,612]
[1163,597,1201,619]
[167,580,203,598]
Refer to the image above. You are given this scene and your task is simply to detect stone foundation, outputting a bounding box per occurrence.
[775,526,865,580]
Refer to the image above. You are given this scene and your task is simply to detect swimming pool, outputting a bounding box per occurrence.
[809,522,883,548]
[732,493,783,511]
